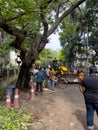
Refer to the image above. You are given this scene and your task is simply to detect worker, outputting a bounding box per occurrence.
[78,70,85,81]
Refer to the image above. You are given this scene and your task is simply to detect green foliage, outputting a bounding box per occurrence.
[36,48,58,65]
[59,16,81,64]
[0,36,14,57]
[57,50,65,60]
[59,1,98,64]
[0,0,86,59]
[0,107,32,130]
[86,0,98,8]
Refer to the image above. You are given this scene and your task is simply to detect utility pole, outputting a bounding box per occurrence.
[86,27,89,75]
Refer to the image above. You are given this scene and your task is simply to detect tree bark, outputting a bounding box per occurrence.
[0,0,86,89]
[16,62,31,89]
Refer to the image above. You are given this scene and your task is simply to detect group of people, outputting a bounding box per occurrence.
[30,63,98,130]
[78,65,98,130]
[30,65,56,95]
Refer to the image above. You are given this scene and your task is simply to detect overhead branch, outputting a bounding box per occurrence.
[5,12,25,22]
[60,0,86,22]
[40,12,48,41]
[21,23,29,30]
[55,3,60,19]
[40,0,53,10]
[47,0,86,37]
[0,21,27,58]
[10,29,27,49]
[55,0,70,19]
[59,0,70,6]
[29,0,53,53]
[40,1,53,43]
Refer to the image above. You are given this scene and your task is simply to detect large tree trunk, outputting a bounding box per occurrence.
[16,38,44,89]
[16,62,31,89]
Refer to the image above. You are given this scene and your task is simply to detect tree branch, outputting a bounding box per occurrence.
[47,0,86,37]
[0,21,27,59]
[55,3,60,19]
[6,12,25,22]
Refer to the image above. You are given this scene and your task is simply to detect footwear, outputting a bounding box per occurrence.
[51,90,56,92]
[88,126,94,130]
[49,90,52,94]
[35,92,38,95]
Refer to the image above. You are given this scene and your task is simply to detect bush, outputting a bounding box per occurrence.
[0,107,32,130]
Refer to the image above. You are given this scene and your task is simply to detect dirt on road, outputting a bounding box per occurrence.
[19,83,98,130]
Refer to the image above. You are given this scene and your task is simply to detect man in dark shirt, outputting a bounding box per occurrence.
[79,65,98,130]
[35,67,45,94]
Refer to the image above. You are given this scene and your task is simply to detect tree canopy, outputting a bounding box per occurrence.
[0,0,86,88]
[0,0,86,57]
[59,0,98,65]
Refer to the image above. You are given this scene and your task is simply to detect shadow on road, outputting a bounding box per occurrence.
[73,109,87,130]
[73,109,98,130]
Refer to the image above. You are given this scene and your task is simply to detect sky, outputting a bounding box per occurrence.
[45,33,62,51]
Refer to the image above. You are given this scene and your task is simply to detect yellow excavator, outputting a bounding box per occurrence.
[49,59,78,85]
[51,58,70,77]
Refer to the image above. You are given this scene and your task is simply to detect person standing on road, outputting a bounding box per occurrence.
[49,67,56,92]
[78,70,85,81]
[79,65,98,130]
[46,66,50,89]
[35,67,45,95]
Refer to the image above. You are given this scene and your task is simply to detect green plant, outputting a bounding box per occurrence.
[0,107,32,130]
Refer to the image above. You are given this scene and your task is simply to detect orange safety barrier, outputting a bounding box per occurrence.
[29,85,35,100]
[13,88,19,108]
[5,91,11,108]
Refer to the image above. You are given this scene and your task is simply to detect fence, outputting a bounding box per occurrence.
[0,69,18,78]
[0,69,18,99]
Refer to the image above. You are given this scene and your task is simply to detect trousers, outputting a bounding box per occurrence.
[85,101,98,129]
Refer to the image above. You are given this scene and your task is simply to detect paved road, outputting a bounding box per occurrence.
[55,84,98,130]
[20,84,98,130]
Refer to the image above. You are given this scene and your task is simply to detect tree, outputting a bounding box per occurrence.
[36,48,57,66]
[0,0,86,89]
[59,0,98,66]
[59,16,81,65]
